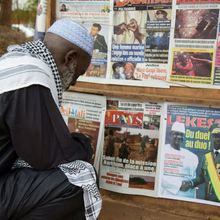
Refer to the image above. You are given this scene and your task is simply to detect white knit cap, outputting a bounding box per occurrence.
[47,19,94,56]
[171,122,185,134]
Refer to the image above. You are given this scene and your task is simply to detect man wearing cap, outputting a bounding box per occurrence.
[90,23,108,53]
[161,121,199,198]
[0,19,101,219]
[189,122,220,202]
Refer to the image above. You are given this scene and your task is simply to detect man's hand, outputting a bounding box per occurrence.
[180,180,193,191]
[71,132,93,163]
[127,19,138,32]
[114,23,128,35]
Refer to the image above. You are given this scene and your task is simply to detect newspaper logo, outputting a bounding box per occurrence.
[114,0,172,7]
[105,110,143,128]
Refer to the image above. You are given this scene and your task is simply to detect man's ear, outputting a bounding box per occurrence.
[64,49,78,66]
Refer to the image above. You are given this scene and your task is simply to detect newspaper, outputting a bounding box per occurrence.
[168,0,220,88]
[56,0,171,88]
[60,92,106,170]
[55,0,220,89]
[214,24,220,84]
[158,103,220,206]
[56,0,111,83]
[108,0,172,87]
[34,0,48,40]
[99,97,163,197]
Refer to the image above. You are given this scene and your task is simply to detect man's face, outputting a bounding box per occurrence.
[115,66,124,75]
[171,131,184,150]
[59,56,91,91]
[212,133,220,150]
[155,11,165,20]
[59,64,77,91]
[90,26,99,37]
[124,63,134,79]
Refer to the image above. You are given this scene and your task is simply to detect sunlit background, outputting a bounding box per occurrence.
[0,0,37,55]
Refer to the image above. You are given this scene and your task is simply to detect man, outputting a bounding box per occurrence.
[174,54,196,76]
[161,121,198,198]
[154,9,168,21]
[114,19,144,44]
[105,129,116,157]
[0,19,101,219]
[119,139,130,160]
[189,122,220,202]
[140,135,149,155]
[119,138,130,168]
[124,62,136,80]
[90,23,108,53]
[112,62,125,79]
[60,3,67,11]
[113,22,128,35]
[127,18,144,44]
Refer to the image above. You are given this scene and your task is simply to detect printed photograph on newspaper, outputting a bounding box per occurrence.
[168,2,220,88]
[170,48,214,84]
[214,24,220,85]
[158,103,220,206]
[60,92,106,170]
[99,98,163,197]
[56,0,111,83]
[108,0,172,87]
[174,9,219,40]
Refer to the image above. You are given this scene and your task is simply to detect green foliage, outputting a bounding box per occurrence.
[12,0,38,27]
[24,0,38,11]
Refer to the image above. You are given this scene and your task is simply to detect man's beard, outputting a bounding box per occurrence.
[60,67,76,91]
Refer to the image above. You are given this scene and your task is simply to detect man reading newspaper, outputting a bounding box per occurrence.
[0,19,102,220]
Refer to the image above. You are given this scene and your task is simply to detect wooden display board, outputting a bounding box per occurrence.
[47,1,220,219]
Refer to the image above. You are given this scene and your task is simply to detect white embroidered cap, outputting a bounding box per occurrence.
[47,19,94,56]
[171,121,185,134]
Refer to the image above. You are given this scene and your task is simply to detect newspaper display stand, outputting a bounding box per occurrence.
[47,0,220,219]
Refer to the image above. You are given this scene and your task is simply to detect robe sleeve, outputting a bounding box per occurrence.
[5,85,92,170]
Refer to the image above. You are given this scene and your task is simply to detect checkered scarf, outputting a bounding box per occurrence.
[59,161,102,220]
[10,41,102,219]
[8,40,63,106]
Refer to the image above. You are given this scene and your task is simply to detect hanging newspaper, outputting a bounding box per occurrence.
[158,103,220,206]
[56,0,111,83]
[168,0,220,88]
[107,0,172,88]
[56,0,172,88]
[60,92,106,170]
[34,0,48,40]
[99,98,163,197]
[215,23,220,84]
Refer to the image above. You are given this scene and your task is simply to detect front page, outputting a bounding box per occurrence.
[56,0,111,83]
[169,0,220,88]
[158,103,220,206]
[99,98,163,197]
[108,0,172,87]
[60,92,106,170]
[56,0,171,88]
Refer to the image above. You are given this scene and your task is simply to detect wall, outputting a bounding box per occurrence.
[70,82,220,220]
